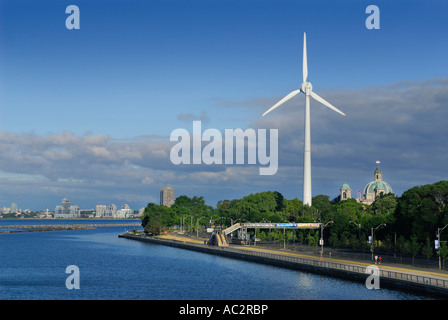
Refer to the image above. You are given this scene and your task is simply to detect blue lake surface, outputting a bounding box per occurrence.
[0,219,434,300]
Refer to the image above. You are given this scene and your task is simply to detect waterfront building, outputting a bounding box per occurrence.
[55,198,81,218]
[114,206,134,218]
[70,205,80,217]
[62,198,71,214]
[137,208,145,217]
[106,204,117,217]
[96,205,107,218]
[93,203,133,218]
[55,206,63,216]
[160,187,175,207]
[10,203,18,214]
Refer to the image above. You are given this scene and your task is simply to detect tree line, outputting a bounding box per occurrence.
[141,180,448,261]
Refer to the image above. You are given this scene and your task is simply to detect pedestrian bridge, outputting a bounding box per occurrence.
[222,222,321,236]
[208,222,321,247]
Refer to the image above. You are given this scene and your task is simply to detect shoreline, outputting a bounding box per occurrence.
[119,232,448,299]
[0,222,141,233]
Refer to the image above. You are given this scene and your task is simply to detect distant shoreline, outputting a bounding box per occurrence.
[0,221,141,233]
[0,217,140,220]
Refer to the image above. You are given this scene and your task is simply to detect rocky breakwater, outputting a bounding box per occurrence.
[0,223,140,233]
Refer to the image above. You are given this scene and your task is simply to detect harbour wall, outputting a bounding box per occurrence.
[119,233,448,298]
[0,223,141,233]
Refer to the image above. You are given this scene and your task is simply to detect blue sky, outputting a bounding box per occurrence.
[1,0,447,210]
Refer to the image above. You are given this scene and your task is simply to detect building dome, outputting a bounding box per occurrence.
[363,180,393,195]
[362,161,393,204]
[340,183,351,200]
[340,183,351,190]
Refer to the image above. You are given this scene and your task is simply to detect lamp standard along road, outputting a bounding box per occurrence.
[320,221,333,261]
[371,223,386,261]
[349,221,361,250]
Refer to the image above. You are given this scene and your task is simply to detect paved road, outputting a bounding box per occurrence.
[158,232,448,280]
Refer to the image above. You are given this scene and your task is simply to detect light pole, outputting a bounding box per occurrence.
[436,224,448,269]
[371,223,386,261]
[196,216,206,237]
[320,221,333,261]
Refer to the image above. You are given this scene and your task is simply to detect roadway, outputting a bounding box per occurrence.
[157,232,448,281]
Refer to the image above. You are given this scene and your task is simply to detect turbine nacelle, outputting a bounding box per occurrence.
[301,81,312,94]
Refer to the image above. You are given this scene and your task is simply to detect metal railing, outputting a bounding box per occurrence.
[217,244,448,290]
[123,233,448,290]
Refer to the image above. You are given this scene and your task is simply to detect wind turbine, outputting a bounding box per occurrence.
[262,33,346,206]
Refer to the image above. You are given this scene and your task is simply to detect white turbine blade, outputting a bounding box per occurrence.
[262,89,301,117]
[310,91,346,116]
[303,32,308,83]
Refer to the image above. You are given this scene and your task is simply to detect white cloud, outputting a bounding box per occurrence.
[1,78,447,210]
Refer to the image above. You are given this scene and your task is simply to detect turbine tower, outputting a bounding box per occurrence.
[262,33,346,206]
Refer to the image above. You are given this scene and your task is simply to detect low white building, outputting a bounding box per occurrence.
[114,208,134,219]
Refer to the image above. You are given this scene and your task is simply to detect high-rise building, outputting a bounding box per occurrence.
[96,205,107,218]
[55,206,63,215]
[160,187,175,207]
[55,198,80,218]
[62,198,71,215]
[10,203,18,214]
[70,205,80,217]
[106,204,117,217]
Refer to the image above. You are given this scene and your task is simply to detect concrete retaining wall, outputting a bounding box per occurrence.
[119,233,448,298]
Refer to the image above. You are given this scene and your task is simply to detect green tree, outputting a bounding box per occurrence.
[172,195,214,230]
[372,193,397,216]
[226,191,285,224]
[141,203,171,235]
[394,181,448,243]
[312,194,332,219]
[326,199,365,248]
[284,198,302,222]
[328,233,340,248]
[396,235,408,257]
[439,242,448,269]
[307,230,319,247]
[421,236,434,263]
[409,235,422,265]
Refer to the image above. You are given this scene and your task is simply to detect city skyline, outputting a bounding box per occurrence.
[1,0,447,210]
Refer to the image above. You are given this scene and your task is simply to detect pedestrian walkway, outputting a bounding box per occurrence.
[158,232,448,280]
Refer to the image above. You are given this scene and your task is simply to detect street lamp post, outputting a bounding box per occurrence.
[349,221,361,250]
[196,216,206,237]
[436,224,448,269]
[371,223,386,261]
[320,221,334,261]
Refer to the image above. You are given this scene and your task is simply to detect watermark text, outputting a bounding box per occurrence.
[170,121,278,175]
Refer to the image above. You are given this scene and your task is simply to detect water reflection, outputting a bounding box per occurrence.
[0,222,435,300]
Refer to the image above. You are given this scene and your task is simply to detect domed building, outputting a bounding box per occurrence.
[338,161,393,205]
[340,183,352,201]
[361,161,393,205]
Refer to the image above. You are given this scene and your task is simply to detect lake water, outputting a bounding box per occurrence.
[0,219,434,300]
